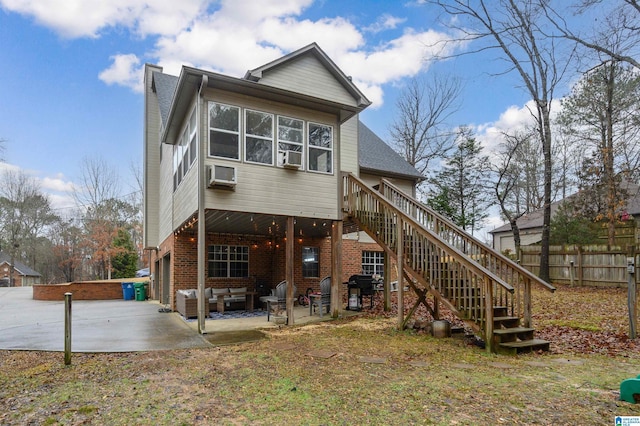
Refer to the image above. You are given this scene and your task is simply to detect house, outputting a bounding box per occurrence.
[0,252,41,287]
[490,182,640,253]
[143,43,422,327]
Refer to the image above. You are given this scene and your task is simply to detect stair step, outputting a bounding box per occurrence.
[499,339,550,355]
[493,327,535,335]
[493,327,535,343]
[493,316,521,326]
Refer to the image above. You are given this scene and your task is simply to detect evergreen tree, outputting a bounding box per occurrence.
[111,228,138,279]
[426,127,491,235]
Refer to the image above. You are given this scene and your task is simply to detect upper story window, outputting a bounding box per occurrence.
[277,116,304,168]
[209,102,240,160]
[173,108,197,191]
[245,109,274,165]
[308,123,333,173]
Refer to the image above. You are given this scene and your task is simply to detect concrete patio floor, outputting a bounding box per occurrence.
[0,287,359,352]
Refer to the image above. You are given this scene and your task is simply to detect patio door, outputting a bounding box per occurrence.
[162,253,171,306]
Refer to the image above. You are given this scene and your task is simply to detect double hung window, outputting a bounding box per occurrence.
[277,116,304,168]
[308,123,333,173]
[209,103,240,160]
[302,246,319,278]
[245,110,274,165]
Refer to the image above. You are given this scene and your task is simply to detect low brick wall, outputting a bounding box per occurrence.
[33,279,150,301]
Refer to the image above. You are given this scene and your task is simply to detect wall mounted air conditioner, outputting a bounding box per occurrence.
[207,165,237,188]
[282,150,302,169]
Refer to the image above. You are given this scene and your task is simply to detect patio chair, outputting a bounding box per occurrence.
[310,276,331,317]
[265,280,297,321]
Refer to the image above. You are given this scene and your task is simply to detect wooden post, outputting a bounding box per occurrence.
[64,292,72,366]
[397,216,404,330]
[383,251,391,312]
[331,220,342,318]
[484,278,494,354]
[627,247,637,339]
[523,276,532,328]
[577,245,583,286]
[286,216,295,325]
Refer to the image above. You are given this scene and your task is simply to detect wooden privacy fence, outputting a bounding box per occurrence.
[520,245,638,287]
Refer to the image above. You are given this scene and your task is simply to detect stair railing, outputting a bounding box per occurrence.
[343,173,516,349]
[379,178,555,327]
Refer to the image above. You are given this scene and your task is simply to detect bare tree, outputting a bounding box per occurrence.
[432,0,573,282]
[74,156,121,214]
[542,1,640,69]
[0,170,57,285]
[389,74,462,188]
[557,60,640,244]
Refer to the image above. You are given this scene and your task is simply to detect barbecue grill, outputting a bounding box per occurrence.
[346,274,375,310]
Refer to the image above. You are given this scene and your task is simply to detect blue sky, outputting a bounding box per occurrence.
[0,0,595,237]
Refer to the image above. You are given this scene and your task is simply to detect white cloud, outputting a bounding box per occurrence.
[364,14,407,33]
[99,54,144,93]
[475,99,562,154]
[3,0,467,106]
[0,0,206,38]
[41,174,76,193]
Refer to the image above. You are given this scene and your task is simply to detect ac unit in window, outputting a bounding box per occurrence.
[207,165,237,188]
[282,150,302,169]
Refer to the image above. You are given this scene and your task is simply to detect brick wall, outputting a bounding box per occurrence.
[153,227,398,310]
[33,280,149,301]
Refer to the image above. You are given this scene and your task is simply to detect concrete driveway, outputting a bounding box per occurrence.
[0,287,212,352]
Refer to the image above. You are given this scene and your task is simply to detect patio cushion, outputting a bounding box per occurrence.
[204,287,212,299]
[209,287,229,302]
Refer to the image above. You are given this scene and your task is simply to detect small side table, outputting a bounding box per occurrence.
[309,293,325,317]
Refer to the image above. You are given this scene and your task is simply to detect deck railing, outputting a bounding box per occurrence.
[378,178,556,327]
[343,173,522,348]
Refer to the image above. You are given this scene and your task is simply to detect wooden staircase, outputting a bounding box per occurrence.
[342,173,555,354]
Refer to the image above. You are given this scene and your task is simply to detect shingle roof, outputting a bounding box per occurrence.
[152,71,178,126]
[0,252,41,276]
[490,181,640,234]
[358,121,424,181]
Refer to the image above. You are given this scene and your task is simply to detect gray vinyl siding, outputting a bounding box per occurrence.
[143,65,162,248]
[257,55,357,107]
[158,143,175,242]
[340,116,359,175]
[172,167,198,228]
[204,160,339,219]
[359,172,417,197]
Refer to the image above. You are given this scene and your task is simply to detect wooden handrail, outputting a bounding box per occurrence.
[379,178,556,293]
[343,173,522,349]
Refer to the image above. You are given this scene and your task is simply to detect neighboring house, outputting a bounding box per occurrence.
[0,252,41,287]
[143,43,422,315]
[490,183,640,253]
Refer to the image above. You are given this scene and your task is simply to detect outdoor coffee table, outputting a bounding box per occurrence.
[216,291,256,314]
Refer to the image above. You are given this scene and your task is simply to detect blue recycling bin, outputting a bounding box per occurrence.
[121,282,134,300]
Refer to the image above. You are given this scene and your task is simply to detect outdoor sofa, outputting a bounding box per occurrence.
[176,287,249,318]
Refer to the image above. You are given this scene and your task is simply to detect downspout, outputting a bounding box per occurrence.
[197,75,208,334]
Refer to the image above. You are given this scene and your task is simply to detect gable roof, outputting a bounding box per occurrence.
[358,121,424,181]
[244,43,371,109]
[0,252,41,277]
[490,180,640,234]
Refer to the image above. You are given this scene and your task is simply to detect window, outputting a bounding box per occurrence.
[308,123,333,173]
[302,246,319,278]
[173,108,197,191]
[362,251,384,276]
[209,102,240,159]
[208,245,249,278]
[245,109,274,164]
[277,116,304,168]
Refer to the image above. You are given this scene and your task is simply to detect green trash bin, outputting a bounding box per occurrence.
[134,282,146,301]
